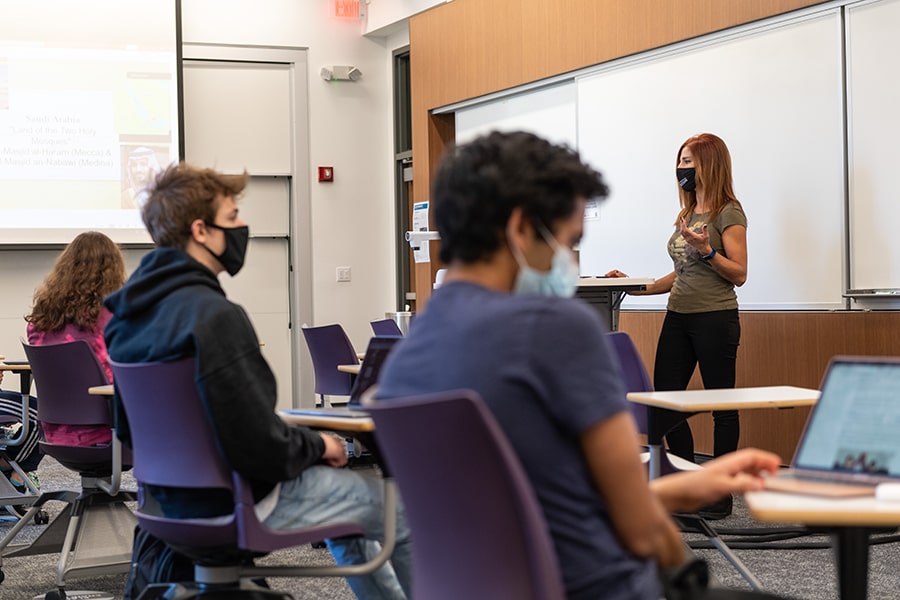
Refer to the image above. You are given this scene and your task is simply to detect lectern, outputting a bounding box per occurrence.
[575,277,653,331]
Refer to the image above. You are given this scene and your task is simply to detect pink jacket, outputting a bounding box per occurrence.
[26,308,114,447]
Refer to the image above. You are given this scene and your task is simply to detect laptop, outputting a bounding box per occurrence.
[764,356,900,497]
[283,335,402,419]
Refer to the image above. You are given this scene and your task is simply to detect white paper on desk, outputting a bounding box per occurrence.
[412,201,430,263]
[584,199,600,221]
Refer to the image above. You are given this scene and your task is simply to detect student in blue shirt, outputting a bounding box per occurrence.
[377,131,781,600]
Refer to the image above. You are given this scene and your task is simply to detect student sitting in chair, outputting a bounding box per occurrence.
[377,131,782,600]
[104,163,411,600]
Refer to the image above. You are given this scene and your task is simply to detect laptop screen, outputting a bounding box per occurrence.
[793,357,900,477]
[348,335,402,406]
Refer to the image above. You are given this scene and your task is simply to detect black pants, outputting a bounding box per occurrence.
[653,309,741,461]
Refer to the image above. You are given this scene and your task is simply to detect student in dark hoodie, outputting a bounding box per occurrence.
[104,163,411,600]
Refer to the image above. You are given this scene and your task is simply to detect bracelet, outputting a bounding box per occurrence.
[700,247,717,261]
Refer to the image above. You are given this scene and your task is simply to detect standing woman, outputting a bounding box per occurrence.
[25,231,127,448]
[611,133,748,518]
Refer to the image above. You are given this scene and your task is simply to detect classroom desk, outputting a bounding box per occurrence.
[279,410,374,433]
[90,385,376,434]
[627,386,820,480]
[337,364,362,375]
[0,361,32,446]
[745,490,900,600]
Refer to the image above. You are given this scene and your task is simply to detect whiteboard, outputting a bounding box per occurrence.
[456,82,576,148]
[846,0,900,296]
[577,11,846,310]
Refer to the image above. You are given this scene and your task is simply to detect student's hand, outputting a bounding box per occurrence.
[679,219,713,257]
[605,269,628,278]
[650,448,781,513]
[320,433,349,468]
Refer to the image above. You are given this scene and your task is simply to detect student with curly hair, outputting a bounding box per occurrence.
[26,231,127,447]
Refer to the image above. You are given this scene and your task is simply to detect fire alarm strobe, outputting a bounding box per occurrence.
[318,166,334,182]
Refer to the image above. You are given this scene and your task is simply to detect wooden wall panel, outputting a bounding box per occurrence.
[619,311,900,463]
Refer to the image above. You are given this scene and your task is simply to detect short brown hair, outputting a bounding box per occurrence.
[142,163,249,248]
[26,231,126,332]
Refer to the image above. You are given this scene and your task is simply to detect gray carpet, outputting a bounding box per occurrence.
[0,457,356,600]
[4,458,900,599]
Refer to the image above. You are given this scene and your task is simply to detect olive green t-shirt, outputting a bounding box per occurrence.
[666,202,747,313]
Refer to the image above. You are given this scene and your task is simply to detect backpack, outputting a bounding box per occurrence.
[123,525,194,600]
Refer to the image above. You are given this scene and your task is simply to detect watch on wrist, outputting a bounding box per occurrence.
[700,247,717,261]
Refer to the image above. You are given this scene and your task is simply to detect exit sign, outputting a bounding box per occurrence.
[335,0,361,18]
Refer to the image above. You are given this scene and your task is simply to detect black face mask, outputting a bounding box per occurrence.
[676,167,696,192]
[203,223,249,276]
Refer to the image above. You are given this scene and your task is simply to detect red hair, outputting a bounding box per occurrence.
[675,133,742,224]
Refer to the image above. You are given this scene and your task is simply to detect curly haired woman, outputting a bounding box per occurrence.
[26,231,127,448]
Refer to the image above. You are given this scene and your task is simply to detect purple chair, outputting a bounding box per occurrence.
[364,389,566,600]
[301,324,359,406]
[370,318,403,337]
[110,357,398,599]
[607,331,701,477]
[0,340,137,599]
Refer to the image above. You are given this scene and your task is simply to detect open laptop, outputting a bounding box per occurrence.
[764,356,900,497]
[283,335,402,418]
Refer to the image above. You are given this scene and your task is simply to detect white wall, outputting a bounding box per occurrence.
[180,0,400,352]
[365,0,447,35]
[0,1,411,398]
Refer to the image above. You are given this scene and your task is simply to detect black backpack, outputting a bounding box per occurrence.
[123,525,194,600]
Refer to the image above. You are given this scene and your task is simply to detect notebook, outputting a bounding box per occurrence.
[764,356,900,497]
[283,335,402,419]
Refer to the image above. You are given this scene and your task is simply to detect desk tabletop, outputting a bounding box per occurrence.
[577,277,654,289]
[279,409,374,432]
[338,364,362,375]
[627,385,819,412]
[746,490,900,527]
[0,363,31,372]
[89,384,114,396]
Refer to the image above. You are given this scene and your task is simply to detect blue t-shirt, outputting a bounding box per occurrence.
[377,281,659,600]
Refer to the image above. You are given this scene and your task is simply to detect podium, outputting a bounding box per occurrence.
[575,277,653,331]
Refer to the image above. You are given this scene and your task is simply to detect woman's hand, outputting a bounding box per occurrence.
[679,218,712,256]
[605,269,628,278]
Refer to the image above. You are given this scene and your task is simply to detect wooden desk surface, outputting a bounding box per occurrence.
[745,490,900,528]
[627,386,819,412]
[279,409,374,432]
[89,384,114,396]
[0,363,31,372]
[338,364,362,375]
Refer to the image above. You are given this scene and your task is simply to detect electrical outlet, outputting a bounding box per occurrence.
[336,266,351,282]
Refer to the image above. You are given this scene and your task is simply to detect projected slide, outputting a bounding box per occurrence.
[0,1,180,244]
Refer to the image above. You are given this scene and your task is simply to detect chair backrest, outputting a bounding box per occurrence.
[366,390,565,600]
[370,318,403,337]
[22,339,111,426]
[607,331,651,434]
[301,324,359,397]
[607,332,685,476]
[110,357,363,551]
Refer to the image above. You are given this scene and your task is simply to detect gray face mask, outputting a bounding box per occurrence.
[510,224,580,298]
[676,167,696,192]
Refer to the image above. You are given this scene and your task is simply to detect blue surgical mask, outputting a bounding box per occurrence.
[511,224,580,298]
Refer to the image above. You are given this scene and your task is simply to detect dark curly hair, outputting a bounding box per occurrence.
[26,231,126,332]
[432,131,609,264]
